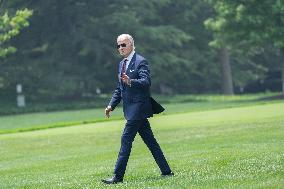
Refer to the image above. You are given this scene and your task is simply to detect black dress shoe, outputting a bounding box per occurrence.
[102,175,123,184]
[161,171,174,177]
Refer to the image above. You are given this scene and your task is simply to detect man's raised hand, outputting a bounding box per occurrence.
[122,73,131,86]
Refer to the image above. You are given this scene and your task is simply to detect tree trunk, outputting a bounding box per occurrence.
[218,46,234,95]
[281,48,284,94]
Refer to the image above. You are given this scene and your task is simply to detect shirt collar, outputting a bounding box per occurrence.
[124,50,135,63]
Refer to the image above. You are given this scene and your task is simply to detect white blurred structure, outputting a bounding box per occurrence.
[16,84,26,107]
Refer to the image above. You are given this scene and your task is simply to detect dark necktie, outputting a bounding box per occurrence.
[121,59,127,77]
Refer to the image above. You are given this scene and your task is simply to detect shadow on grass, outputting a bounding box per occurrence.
[258,94,284,101]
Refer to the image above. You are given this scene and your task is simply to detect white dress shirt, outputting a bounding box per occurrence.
[124,50,135,71]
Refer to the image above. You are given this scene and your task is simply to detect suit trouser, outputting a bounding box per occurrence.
[114,119,171,178]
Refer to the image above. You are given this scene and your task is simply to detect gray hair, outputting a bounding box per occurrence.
[117,34,135,50]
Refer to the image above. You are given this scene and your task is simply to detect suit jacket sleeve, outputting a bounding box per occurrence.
[130,60,151,89]
[108,82,121,110]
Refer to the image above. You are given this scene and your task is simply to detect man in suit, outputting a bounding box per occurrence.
[102,34,174,184]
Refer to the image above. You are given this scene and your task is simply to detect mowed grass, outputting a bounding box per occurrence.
[0,93,283,134]
[0,102,283,188]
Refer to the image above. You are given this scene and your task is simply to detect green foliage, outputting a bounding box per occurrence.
[0,8,32,58]
[0,0,220,97]
[205,0,284,92]
[205,0,284,52]
[0,0,282,100]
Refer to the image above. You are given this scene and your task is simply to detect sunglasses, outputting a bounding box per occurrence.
[117,43,127,49]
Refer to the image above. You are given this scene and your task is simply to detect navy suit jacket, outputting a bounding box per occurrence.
[109,53,153,120]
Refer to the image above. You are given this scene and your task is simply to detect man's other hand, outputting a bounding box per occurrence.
[105,106,112,118]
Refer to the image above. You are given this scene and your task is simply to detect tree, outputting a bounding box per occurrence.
[205,0,284,94]
[5,0,278,100]
[148,0,216,94]
[204,1,235,95]
[3,0,192,97]
[0,0,32,59]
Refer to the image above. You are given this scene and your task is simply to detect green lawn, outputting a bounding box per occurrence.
[0,101,283,188]
[0,93,283,134]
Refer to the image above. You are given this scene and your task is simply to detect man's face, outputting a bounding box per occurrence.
[117,37,133,58]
